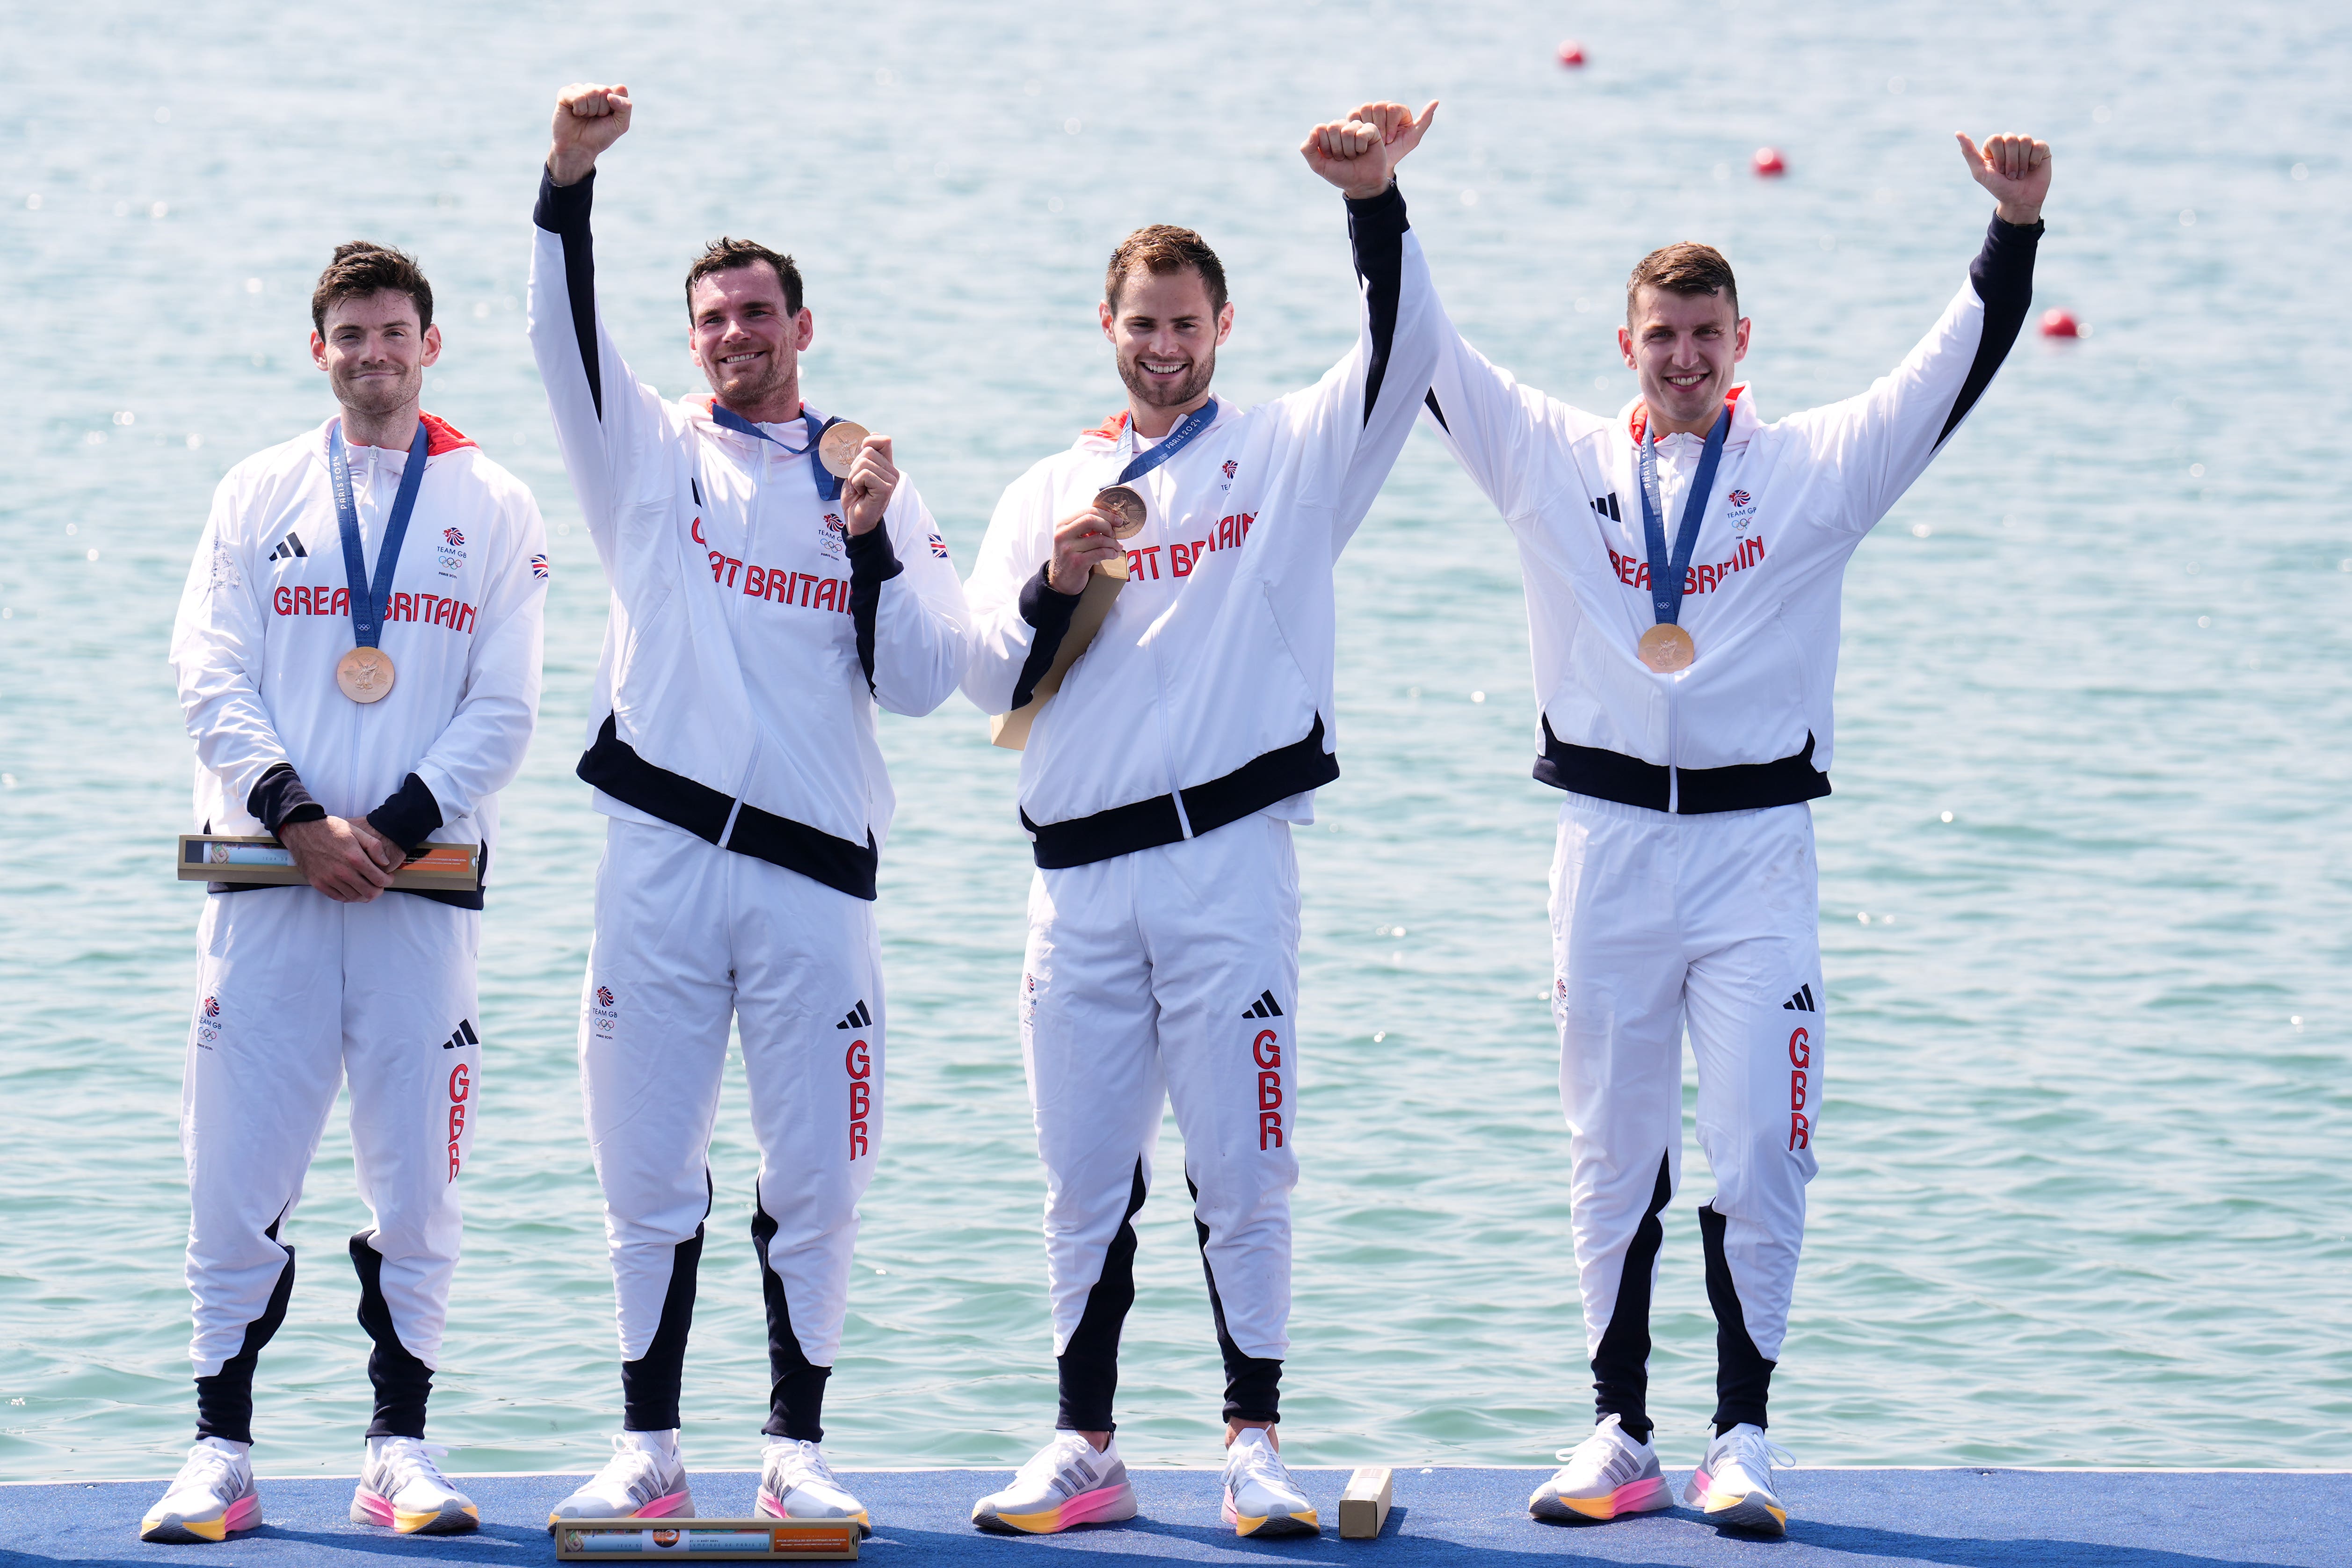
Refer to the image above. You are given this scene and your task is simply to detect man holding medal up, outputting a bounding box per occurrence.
[1420,133,2052,1534]
[528,84,971,1536]
[151,242,548,1542]
[958,102,1437,1539]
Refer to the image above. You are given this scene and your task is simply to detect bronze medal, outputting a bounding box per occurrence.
[337,645,396,703]
[1095,485,1148,539]
[817,421,869,478]
[1637,623,1695,674]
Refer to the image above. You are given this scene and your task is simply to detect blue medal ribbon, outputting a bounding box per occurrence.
[1636,406,1733,631]
[1116,397,1219,487]
[709,404,845,502]
[328,419,431,652]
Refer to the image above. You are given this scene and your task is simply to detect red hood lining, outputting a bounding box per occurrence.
[1081,409,1132,443]
[420,412,476,456]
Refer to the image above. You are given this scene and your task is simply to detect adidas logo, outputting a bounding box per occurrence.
[440,1017,479,1051]
[1241,989,1284,1021]
[1590,493,1623,523]
[835,999,873,1031]
[1781,984,1818,1014]
[268,532,308,561]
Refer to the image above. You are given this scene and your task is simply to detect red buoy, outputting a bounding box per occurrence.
[1557,40,1586,66]
[1752,147,1786,177]
[2039,308,2081,339]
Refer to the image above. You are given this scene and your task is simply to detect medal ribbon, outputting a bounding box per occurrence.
[1116,398,1219,486]
[329,419,431,653]
[710,405,845,501]
[1636,406,1733,629]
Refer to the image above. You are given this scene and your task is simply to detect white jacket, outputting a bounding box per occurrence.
[961,185,1437,866]
[169,414,548,903]
[527,170,972,899]
[1424,216,2041,812]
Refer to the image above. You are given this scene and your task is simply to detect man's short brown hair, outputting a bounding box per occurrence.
[311,242,434,334]
[1626,242,1738,322]
[1104,225,1228,315]
[685,238,805,318]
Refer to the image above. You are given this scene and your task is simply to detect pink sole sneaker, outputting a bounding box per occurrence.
[1531,1473,1673,1523]
[972,1481,1138,1535]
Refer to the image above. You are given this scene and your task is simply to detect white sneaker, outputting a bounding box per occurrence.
[1220,1427,1317,1538]
[350,1436,478,1535]
[546,1431,695,1529]
[756,1438,871,1538]
[969,1431,1138,1535]
[1684,1423,1794,1535]
[1528,1413,1673,1522]
[139,1439,261,1543]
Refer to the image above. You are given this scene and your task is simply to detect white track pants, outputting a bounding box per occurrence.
[580,817,882,1371]
[182,886,479,1376]
[1022,813,1302,1365]
[1552,795,1821,1413]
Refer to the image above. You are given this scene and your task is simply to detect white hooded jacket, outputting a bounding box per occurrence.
[1423,216,2042,813]
[168,414,548,905]
[960,184,1437,866]
[528,169,972,898]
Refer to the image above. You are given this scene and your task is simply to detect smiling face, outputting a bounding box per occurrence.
[687,261,813,415]
[1619,285,1750,436]
[1100,264,1234,429]
[311,290,440,422]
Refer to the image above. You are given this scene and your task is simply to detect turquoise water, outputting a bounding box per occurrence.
[4,1,2349,1483]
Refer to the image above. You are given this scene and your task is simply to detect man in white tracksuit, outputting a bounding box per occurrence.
[1423,134,2053,1534]
[151,242,547,1544]
[958,103,1439,1540]
[526,85,971,1536]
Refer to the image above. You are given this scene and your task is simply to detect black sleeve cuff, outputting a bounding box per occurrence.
[1969,214,2043,315]
[1017,560,1083,633]
[535,164,595,233]
[1010,560,1085,711]
[248,762,325,836]
[846,519,905,585]
[1343,180,1410,238]
[366,772,444,853]
[1344,182,1410,424]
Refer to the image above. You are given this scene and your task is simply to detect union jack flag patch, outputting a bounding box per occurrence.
[530,553,550,580]
[928,531,950,559]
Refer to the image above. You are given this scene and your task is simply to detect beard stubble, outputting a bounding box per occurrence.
[1117,344,1217,413]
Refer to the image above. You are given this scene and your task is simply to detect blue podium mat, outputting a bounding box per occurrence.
[5,1466,2345,1566]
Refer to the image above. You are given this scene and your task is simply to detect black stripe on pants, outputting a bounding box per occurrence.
[1590,1154,1674,1444]
[194,1214,295,1447]
[1188,1175,1281,1425]
[621,1225,704,1433]
[350,1232,434,1440]
[752,1185,831,1444]
[1698,1203,1776,1433]
[1056,1159,1148,1433]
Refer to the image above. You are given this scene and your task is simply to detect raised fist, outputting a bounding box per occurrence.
[1956,132,2051,226]
[1300,100,1440,201]
[550,83,633,187]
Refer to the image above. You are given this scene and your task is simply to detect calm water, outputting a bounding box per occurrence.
[4,0,2348,1483]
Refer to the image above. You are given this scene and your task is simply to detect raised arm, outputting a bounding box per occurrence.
[1283,100,1444,548]
[525,82,677,559]
[1786,132,2051,532]
[1423,304,1609,524]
